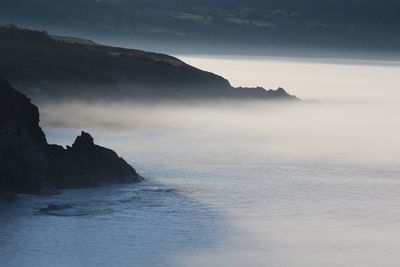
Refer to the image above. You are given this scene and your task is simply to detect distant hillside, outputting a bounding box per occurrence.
[0,25,297,101]
[0,0,399,54]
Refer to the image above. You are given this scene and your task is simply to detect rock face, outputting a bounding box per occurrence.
[0,78,141,198]
[48,131,140,188]
[0,78,50,195]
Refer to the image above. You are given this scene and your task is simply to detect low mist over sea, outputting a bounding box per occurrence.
[43,56,400,166]
[1,0,400,266]
[1,56,396,267]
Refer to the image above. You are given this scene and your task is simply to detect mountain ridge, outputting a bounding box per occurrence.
[0,25,297,101]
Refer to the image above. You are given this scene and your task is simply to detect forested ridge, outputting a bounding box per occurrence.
[0,0,399,51]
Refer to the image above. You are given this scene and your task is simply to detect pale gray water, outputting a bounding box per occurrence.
[1,57,400,267]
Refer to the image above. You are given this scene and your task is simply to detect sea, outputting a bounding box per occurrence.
[1,56,400,267]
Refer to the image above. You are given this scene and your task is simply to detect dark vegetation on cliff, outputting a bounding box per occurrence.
[0,25,297,101]
[0,0,398,53]
[0,78,141,200]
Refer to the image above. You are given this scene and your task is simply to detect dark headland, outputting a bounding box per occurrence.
[0,25,297,102]
[0,78,141,201]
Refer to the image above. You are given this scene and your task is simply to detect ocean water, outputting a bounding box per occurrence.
[1,56,400,267]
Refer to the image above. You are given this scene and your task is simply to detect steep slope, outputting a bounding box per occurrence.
[0,77,141,200]
[0,25,296,101]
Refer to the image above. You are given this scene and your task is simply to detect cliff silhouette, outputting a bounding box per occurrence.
[0,25,297,101]
[0,77,141,200]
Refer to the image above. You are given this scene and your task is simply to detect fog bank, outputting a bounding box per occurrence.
[39,57,400,169]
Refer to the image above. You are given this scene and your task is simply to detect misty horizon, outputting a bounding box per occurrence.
[1,2,400,267]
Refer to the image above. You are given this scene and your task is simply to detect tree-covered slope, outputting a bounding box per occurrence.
[0,0,399,52]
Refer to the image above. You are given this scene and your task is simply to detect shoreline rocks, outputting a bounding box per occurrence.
[0,77,141,200]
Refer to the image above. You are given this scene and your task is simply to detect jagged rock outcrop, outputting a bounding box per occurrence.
[0,78,141,199]
[48,131,140,188]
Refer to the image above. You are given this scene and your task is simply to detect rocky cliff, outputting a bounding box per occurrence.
[0,78,141,200]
